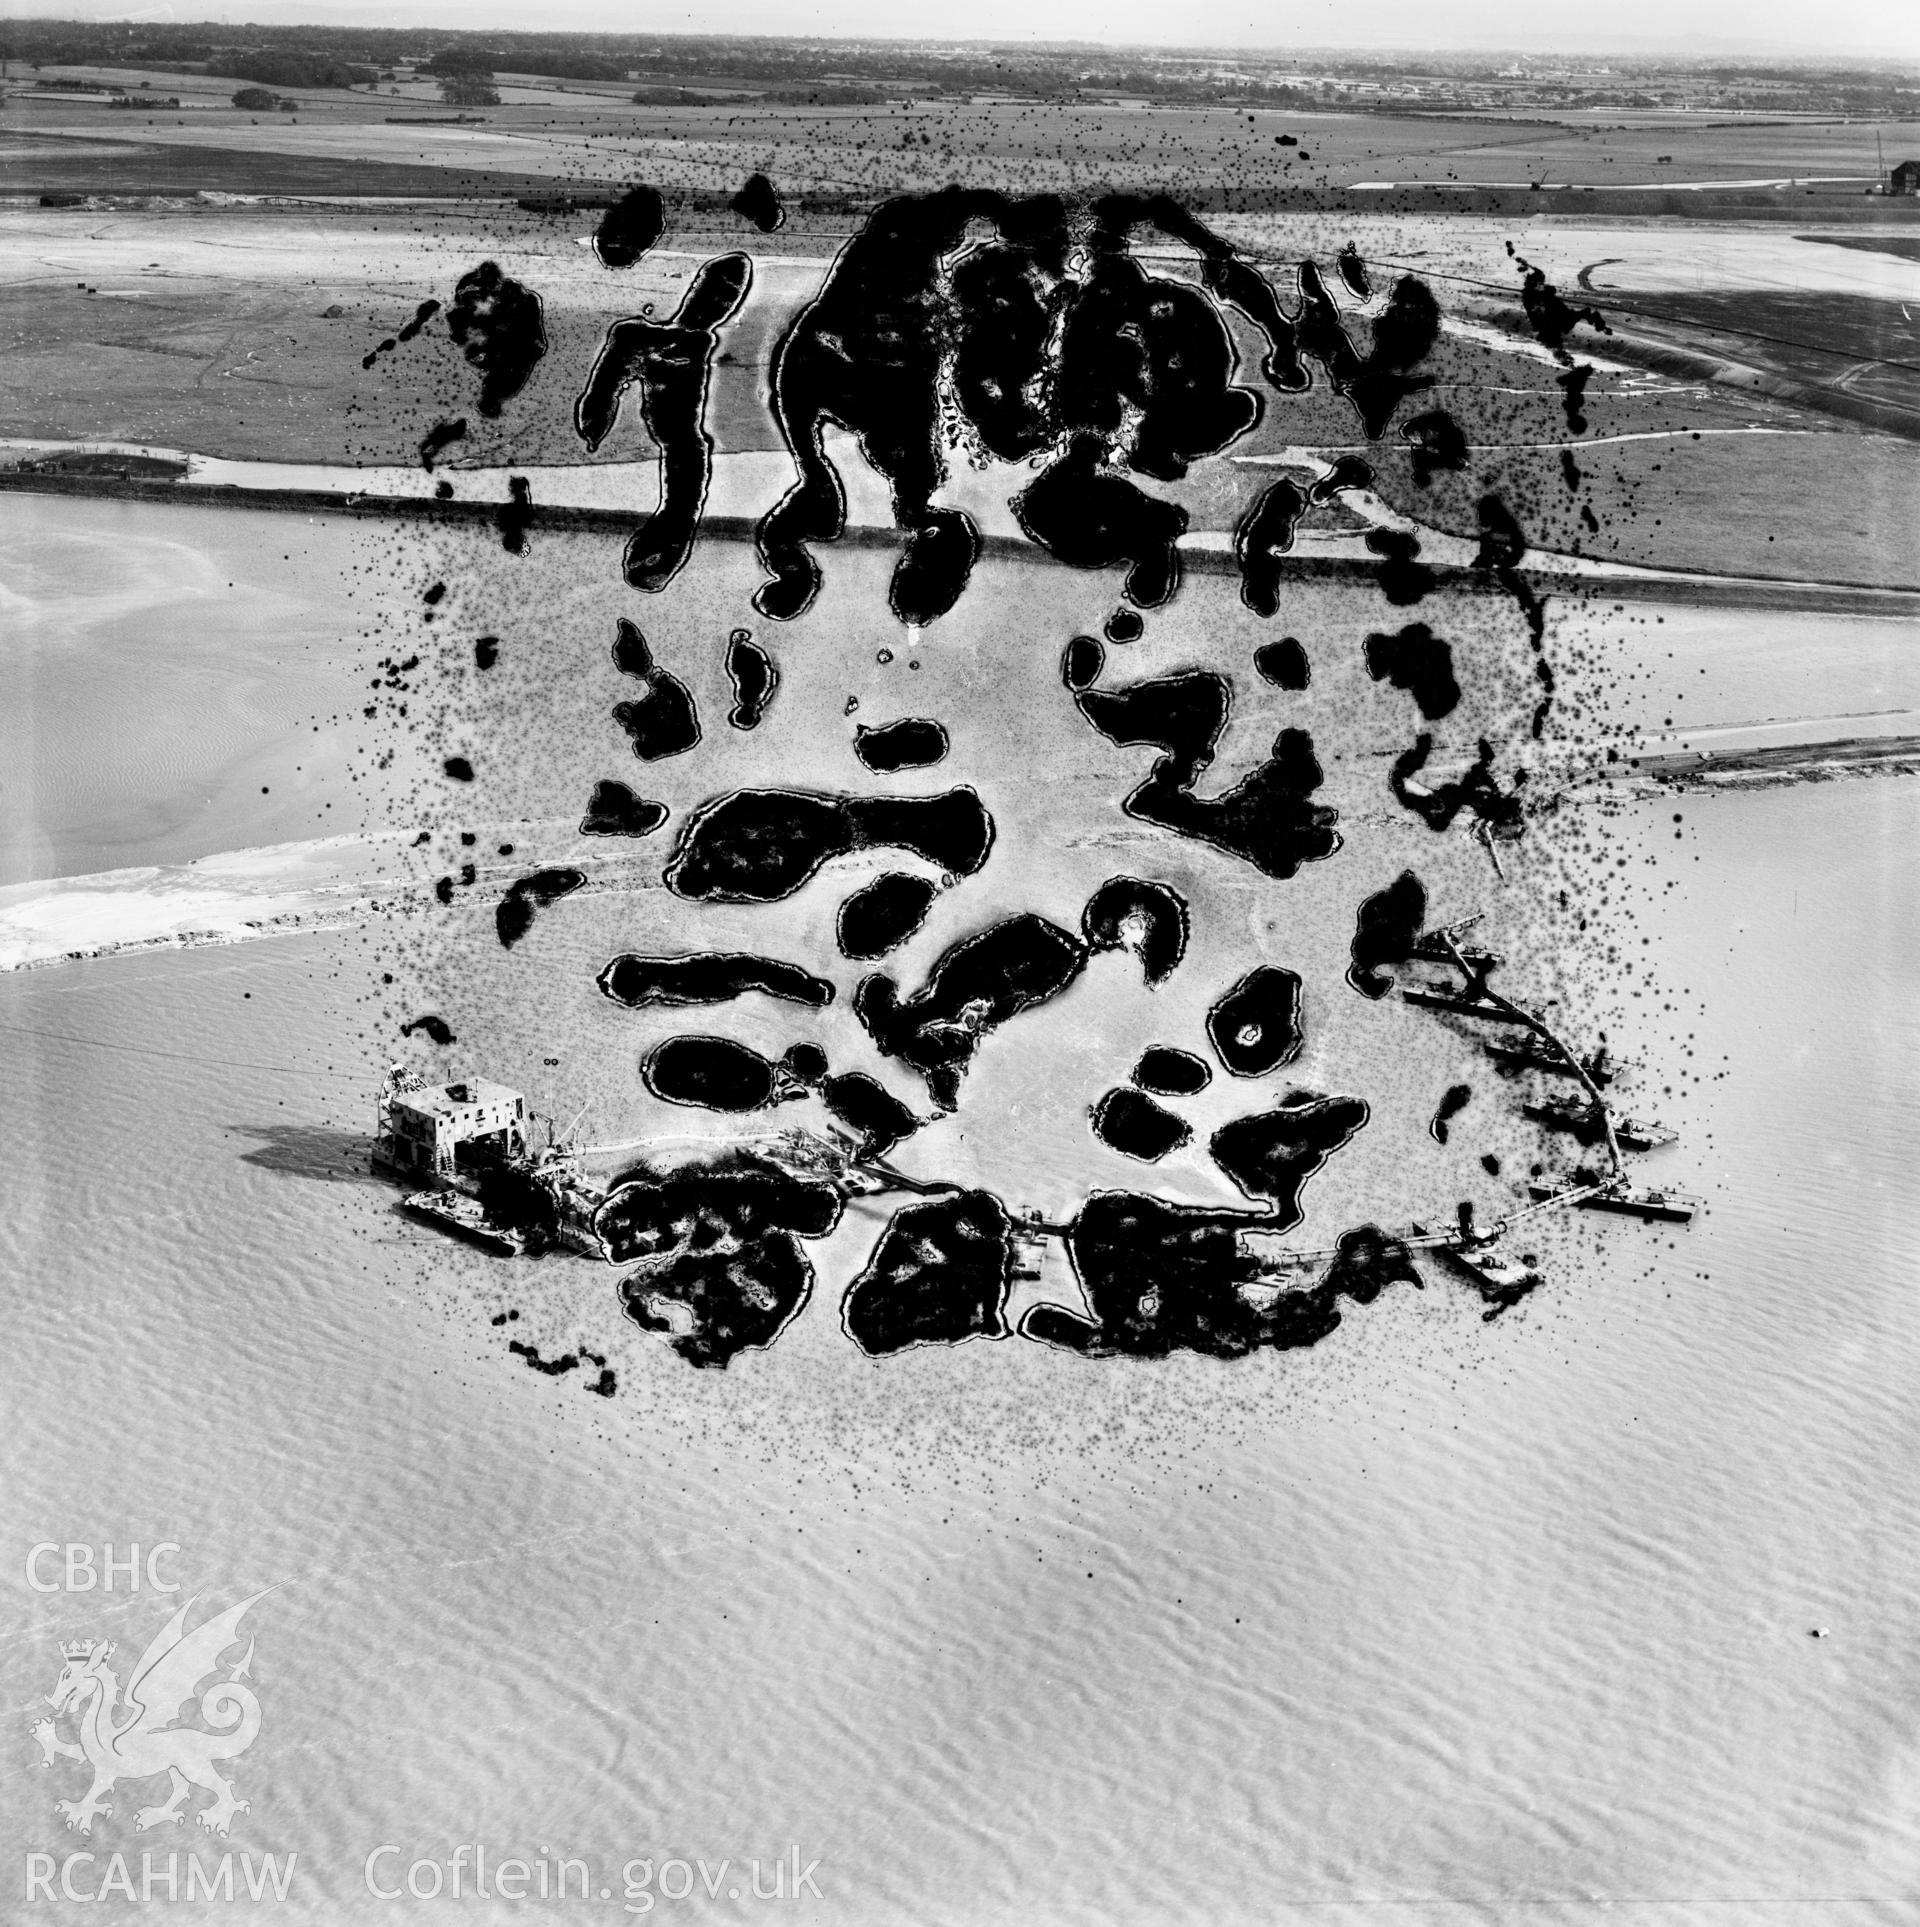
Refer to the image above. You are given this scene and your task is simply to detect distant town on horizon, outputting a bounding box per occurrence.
[3,17,1916,115]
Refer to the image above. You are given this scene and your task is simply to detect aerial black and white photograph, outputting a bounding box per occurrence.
[2,0,1916,1916]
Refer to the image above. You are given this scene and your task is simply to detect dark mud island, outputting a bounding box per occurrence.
[392,182,1657,1371]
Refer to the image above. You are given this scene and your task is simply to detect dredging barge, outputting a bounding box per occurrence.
[371,1066,608,1256]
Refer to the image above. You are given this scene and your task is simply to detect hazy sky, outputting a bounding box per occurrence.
[6,0,1916,58]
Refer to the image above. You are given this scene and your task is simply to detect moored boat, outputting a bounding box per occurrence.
[1528,1182,1699,1224]
[1487,1036,1624,1085]
[1522,1099,1677,1152]
[401,1189,526,1256]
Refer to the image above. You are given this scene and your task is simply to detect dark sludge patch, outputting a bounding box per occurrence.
[1235,476,1304,618]
[1022,1194,1280,1359]
[396,298,439,343]
[1077,668,1228,787]
[610,619,654,677]
[1508,244,1611,362]
[598,1164,843,1369]
[1081,875,1189,985]
[1391,734,1525,835]
[592,182,664,269]
[1092,1087,1192,1162]
[610,618,701,760]
[780,1043,829,1083]
[1022,1196,1412,1361]
[820,1071,920,1161]
[474,636,499,670]
[1558,364,1594,436]
[946,226,1062,465]
[598,953,834,1011]
[1337,242,1371,299]
[579,779,668,838]
[1476,1274,1538,1323]
[1474,491,1529,575]
[1254,636,1311,690]
[1431,1082,1472,1146]
[844,1190,1013,1355]
[892,510,983,629]
[1209,1093,1370,1224]
[1206,964,1304,1076]
[495,867,585,950]
[1061,634,1104,692]
[1401,409,1467,487]
[837,871,938,960]
[423,581,447,607]
[496,475,533,554]
[731,171,785,233]
[1104,607,1144,644]
[855,912,1088,1111]
[362,298,439,368]
[1561,448,1583,492]
[1314,454,1374,501]
[1295,263,1439,440]
[1318,1225,1423,1305]
[754,189,1045,624]
[1472,492,1551,733]
[1074,670,1339,879]
[1347,869,1427,999]
[1051,201,1261,488]
[1131,1046,1211,1096]
[665,787,993,905]
[509,1339,578,1376]
[641,1034,799,1113]
[1146,726,1343,881]
[1364,622,1460,721]
[854,717,950,773]
[1366,529,1436,606]
[418,417,466,470]
[725,629,776,730]
[475,1164,565,1252]
[1013,433,1186,610]
[446,261,547,418]
[443,756,474,782]
[754,189,1286,625]
[400,1013,456,1045]
[575,253,753,592]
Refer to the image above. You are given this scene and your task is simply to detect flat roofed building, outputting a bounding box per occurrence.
[376,1073,528,1181]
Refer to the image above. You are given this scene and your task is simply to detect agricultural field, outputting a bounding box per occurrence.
[3,65,1918,586]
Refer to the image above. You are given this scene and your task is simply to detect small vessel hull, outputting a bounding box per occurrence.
[401,1191,525,1255]
[1522,1104,1677,1153]
[1436,1244,1540,1292]
[1529,1184,1698,1225]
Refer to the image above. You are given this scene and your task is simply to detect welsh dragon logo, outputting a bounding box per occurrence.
[32,1591,268,1837]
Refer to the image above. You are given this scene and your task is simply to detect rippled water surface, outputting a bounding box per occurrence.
[5,496,1920,1922]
